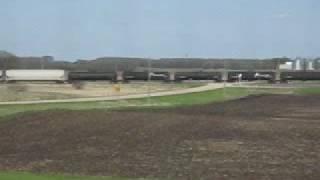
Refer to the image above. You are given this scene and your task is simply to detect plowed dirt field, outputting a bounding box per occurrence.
[0,95,319,179]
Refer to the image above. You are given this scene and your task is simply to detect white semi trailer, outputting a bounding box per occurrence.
[6,70,69,82]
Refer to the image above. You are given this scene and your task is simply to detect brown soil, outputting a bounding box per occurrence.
[0,95,319,180]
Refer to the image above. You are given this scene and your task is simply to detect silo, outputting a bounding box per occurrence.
[294,59,301,70]
[307,61,314,70]
[314,59,320,70]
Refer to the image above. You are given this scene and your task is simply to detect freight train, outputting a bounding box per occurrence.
[1,69,320,83]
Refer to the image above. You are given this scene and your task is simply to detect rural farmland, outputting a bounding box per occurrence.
[1,1,320,179]
[0,85,319,180]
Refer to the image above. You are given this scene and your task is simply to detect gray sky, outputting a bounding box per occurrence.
[0,0,319,60]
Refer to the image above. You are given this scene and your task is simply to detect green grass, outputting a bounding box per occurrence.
[294,87,320,95]
[0,87,250,118]
[0,172,146,180]
[0,86,310,119]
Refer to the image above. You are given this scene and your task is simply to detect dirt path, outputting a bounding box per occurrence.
[0,83,225,105]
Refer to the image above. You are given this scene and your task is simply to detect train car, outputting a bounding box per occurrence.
[0,70,5,82]
[175,72,221,81]
[149,72,168,81]
[0,70,3,81]
[69,72,114,81]
[225,72,274,82]
[227,72,260,81]
[282,71,320,81]
[254,72,273,80]
[6,69,68,82]
[125,72,149,81]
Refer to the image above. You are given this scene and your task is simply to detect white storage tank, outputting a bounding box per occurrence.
[6,70,68,82]
[295,59,301,70]
[307,61,314,70]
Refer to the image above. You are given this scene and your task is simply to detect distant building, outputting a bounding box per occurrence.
[292,57,316,71]
[280,62,293,70]
[314,58,320,70]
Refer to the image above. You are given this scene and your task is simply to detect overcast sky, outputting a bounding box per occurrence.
[0,0,319,61]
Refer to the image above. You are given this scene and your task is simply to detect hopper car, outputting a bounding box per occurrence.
[69,72,114,81]
[281,71,320,81]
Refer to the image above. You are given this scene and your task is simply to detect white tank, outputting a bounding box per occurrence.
[295,60,301,70]
[308,61,314,70]
[6,70,68,81]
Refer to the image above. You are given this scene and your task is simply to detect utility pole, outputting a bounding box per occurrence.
[147,57,152,105]
[223,59,226,99]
